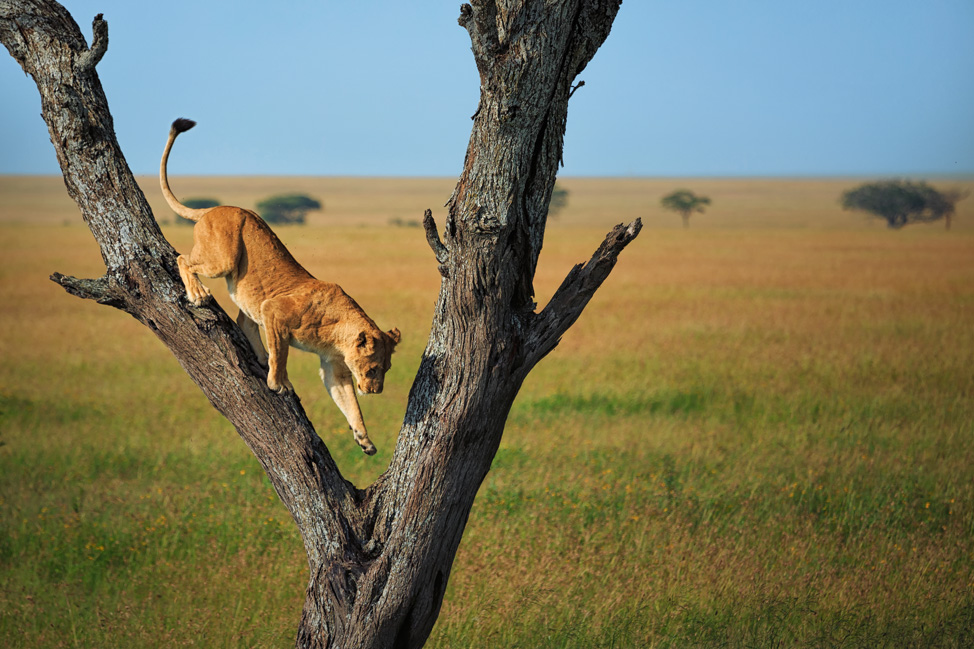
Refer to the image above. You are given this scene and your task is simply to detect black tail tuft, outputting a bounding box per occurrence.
[171,118,197,134]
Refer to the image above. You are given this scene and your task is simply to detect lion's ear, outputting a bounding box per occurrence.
[387,328,401,345]
[356,331,368,348]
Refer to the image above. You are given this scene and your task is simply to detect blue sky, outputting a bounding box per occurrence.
[2,1,973,177]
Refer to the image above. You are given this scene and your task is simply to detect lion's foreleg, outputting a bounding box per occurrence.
[320,359,376,456]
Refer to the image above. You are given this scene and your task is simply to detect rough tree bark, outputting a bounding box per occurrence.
[1,1,639,647]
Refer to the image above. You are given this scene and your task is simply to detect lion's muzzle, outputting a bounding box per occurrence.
[357,380,384,395]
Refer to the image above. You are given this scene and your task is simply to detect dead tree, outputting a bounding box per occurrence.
[0,1,639,647]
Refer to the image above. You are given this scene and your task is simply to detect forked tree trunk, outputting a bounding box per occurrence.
[1,2,639,647]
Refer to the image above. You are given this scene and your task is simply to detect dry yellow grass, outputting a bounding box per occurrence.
[2,175,973,647]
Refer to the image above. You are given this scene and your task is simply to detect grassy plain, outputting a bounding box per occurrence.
[1,175,973,647]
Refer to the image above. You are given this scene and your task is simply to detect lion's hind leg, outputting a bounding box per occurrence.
[236,311,268,366]
[177,213,242,306]
[177,253,215,306]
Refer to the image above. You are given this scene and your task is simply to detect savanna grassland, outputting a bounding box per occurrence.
[1,176,973,648]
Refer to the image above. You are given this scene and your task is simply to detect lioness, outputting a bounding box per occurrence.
[161,118,399,455]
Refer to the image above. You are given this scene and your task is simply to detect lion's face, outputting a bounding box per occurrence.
[349,328,401,394]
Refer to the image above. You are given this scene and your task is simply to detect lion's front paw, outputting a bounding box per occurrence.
[353,431,377,456]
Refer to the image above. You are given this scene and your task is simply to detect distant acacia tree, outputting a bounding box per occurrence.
[549,183,569,217]
[841,180,967,230]
[661,189,711,228]
[175,198,220,225]
[256,193,322,224]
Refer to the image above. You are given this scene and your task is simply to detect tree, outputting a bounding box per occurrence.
[257,193,322,225]
[175,197,220,225]
[0,2,636,648]
[661,189,711,228]
[840,179,967,230]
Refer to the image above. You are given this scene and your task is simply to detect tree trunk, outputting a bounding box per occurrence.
[1,2,638,648]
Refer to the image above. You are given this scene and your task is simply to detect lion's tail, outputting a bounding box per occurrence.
[160,118,211,222]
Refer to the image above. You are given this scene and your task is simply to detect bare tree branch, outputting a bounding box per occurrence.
[49,272,123,306]
[458,0,501,75]
[74,12,105,73]
[2,2,635,647]
[528,218,643,363]
[422,209,450,269]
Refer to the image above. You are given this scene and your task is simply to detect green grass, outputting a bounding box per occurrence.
[2,179,974,647]
[442,386,974,648]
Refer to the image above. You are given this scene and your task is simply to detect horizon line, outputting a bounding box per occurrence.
[2,172,973,181]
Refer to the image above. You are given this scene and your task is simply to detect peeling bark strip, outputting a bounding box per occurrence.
[2,2,635,648]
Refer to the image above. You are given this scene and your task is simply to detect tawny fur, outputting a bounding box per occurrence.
[161,119,400,455]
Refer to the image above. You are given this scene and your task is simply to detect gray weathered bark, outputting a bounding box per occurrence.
[1,1,638,647]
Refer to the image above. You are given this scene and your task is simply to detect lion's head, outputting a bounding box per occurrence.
[348,328,401,394]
